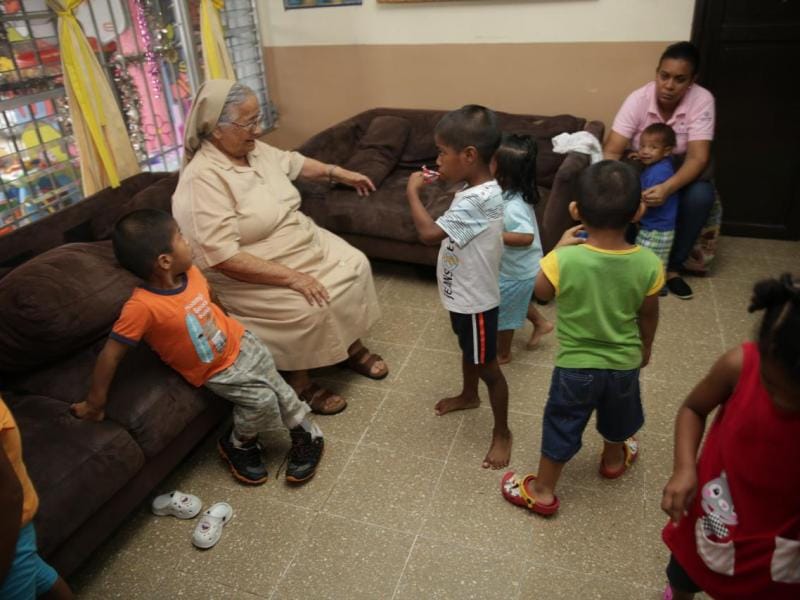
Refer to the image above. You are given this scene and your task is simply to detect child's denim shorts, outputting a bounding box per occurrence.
[541,366,643,462]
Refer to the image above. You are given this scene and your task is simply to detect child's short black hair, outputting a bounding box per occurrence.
[749,273,800,382]
[642,123,676,149]
[576,160,641,230]
[434,105,501,164]
[493,133,539,205]
[112,209,176,279]
[659,41,700,76]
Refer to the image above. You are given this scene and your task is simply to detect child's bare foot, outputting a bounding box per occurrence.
[497,352,512,365]
[482,429,512,469]
[434,394,480,416]
[526,319,554,349]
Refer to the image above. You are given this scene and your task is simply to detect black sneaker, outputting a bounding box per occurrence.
[666,276,693,300]
[286,428,324,484]
[218,428,268,485]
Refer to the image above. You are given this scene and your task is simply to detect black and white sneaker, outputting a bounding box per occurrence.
[666,276,693,300]
[218,428,268,485]
[286,428,324,484]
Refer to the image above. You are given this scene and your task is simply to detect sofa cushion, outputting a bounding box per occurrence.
[8,342,223,459]
[90,173,179,240]
[391,110,586,188]
[302,168,453,243]
[0,242,139,373]
[3,393,145,557]
[342,116,411,188]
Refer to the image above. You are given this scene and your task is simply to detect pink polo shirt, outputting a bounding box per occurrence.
[611,81,715,155]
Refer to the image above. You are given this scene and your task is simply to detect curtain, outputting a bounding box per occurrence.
[47,0,140,195]
[200,0,235,80]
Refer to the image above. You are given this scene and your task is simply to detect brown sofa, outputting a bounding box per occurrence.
[296,108,605,264]
[0,172,228,578]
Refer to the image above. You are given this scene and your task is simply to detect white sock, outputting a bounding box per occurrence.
[298,418,323,440]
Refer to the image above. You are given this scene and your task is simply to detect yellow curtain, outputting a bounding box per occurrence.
[47,0,140,195]
[200,0,235,80]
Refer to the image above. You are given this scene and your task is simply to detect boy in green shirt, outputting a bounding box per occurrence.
[501,160,663,516]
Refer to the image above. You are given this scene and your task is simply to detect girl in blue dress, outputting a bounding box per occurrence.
[492,134,553,364]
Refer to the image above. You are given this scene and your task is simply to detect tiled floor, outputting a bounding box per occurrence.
[69,236,799,599]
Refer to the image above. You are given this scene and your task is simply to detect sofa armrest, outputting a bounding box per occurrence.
[295,120,360,165]
[539,120,605,254]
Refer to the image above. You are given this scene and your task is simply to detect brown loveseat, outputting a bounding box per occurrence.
[0,172,228,578]
[296,108,605,265]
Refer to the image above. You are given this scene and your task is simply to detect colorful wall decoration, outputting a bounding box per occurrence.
[284,0,362,9]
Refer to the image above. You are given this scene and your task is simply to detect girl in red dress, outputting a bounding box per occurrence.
[661,273,800,600]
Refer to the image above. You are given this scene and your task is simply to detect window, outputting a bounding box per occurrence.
[0,0,275,235]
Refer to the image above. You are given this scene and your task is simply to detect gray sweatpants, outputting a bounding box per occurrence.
[205,331,310,438]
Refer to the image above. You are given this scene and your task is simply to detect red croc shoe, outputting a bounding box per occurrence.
[599,437,639,479]
[500,471,559,516]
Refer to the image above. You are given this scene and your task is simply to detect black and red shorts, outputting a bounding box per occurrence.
[449,307,498,365]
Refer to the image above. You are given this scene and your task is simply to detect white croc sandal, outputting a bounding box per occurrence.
[192,502,233,549]
[151,491,202,519]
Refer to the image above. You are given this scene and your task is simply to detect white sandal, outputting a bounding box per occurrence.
[192,502,233,549]
[151,491,202,519]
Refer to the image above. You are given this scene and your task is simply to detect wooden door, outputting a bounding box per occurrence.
[692,0,800,239]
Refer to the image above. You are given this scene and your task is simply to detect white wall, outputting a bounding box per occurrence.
[258,0,695,46]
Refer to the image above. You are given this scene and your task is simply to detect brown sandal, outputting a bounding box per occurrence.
[298,382,347,415]
[345,347,389,380]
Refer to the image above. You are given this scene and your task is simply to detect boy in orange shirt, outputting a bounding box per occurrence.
[1,397,73,599]
[71,209,323,486]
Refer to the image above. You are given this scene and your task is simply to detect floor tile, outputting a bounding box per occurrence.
[717,308,759,349]
[393,347,465,400]
[655,298,723,350]
[760,237,800,261]
[176,483,315,597]
[502,362,555,415]
[367,304,434,346]
[711,251,772,282]
[716,235,766,258]
[378,268,440,310]
[394,537,526,600]
[324,444,444,532]
[361,390,462,460]
[645,338,719,386]
[642,378,692,437]
[529,481,648,586]
[154,571,259,599]
[419,309,464,352]
[518,563,651,600]
[297,379,387,444]
[271,513,414,600]
[709,277,759,312]
[420,459,542,557]
[448,406,540,470]
[69,548,167,599]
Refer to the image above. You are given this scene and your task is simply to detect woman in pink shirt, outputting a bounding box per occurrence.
[604,42,717,301]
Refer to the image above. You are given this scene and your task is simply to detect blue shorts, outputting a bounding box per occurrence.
[541,367,643,462]
[449,308,498,365]
[0,523,58,600]
[498,277,535,331]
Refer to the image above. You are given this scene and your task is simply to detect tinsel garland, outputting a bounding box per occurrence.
[109,54,147,163]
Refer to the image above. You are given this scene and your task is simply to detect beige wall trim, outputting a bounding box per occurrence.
[263,41,669,150]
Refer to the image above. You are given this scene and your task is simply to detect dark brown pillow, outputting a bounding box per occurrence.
[90,173,179,240]
[341,116,411,188]
[0,242,139,373]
